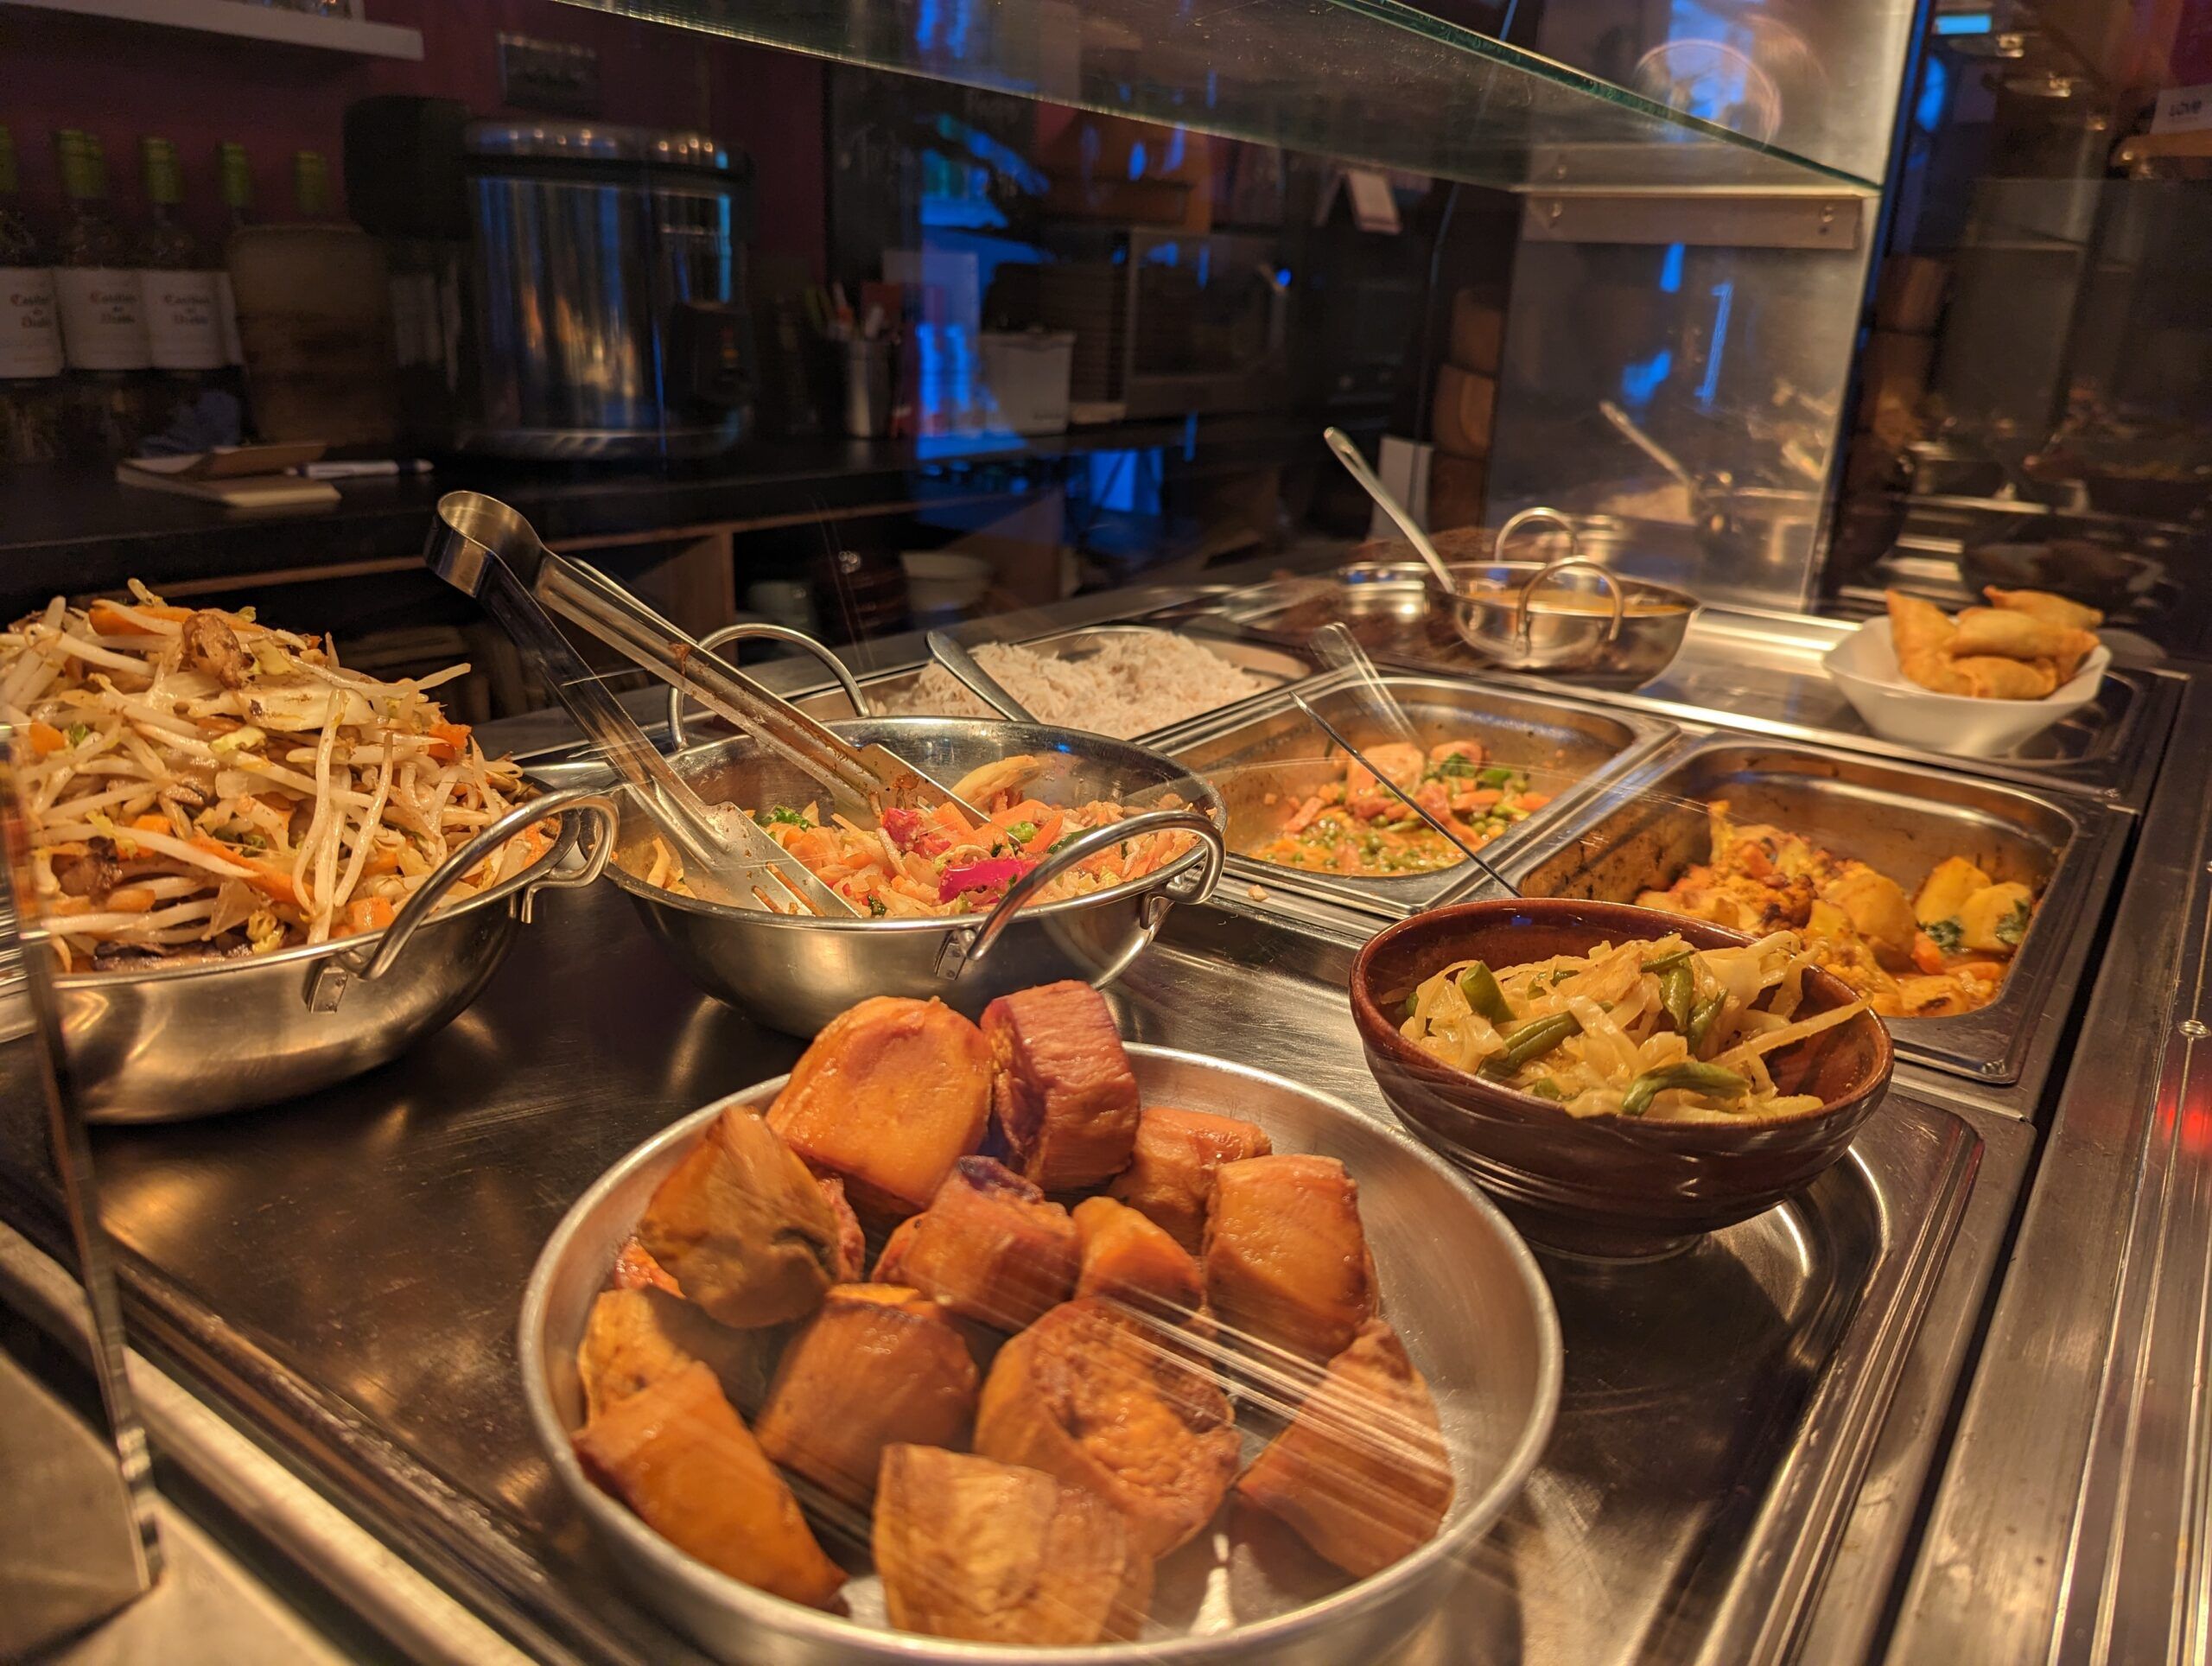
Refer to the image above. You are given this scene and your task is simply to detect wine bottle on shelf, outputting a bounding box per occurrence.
[140,140,225,377]
[51,129,149,460]
[0,124,66,463]
[214,139,249,375]
[294,149,331,219]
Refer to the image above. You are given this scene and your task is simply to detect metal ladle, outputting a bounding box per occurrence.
[1323,425,1460,595]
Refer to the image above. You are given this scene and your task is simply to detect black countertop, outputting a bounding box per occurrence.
[0,415,1349,608]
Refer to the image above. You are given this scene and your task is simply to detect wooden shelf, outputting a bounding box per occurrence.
[1,0,423,60]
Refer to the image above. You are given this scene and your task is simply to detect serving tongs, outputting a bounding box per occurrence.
[434,495,984,837]
[424,493,854,918]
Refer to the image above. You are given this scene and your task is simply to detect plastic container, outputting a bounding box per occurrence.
[979,328,1073,435]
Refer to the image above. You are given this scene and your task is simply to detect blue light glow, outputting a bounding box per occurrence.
[1934,11,1993,35]
[1164,128,1187,171]
[1128,141,1147,181]
[1695,283,1733,405]
[1916,57,1950,131]
[1620,349,1673,404]
[1658,242,1685,294]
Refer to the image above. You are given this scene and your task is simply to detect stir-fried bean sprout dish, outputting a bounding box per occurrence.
[1399,930,1866,1122]
[2,584,552,970]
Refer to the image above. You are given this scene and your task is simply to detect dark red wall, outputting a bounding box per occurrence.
[3,0,826,273]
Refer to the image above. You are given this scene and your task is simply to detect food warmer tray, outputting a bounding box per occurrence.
[1147,670,1675,920]
[1186,573,2178,808]
[59,878,2024,1666]
[1495,735,2130,1106]
[758,623,1309,744]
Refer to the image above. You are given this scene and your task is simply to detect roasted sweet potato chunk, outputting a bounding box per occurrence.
[573,1361,845,1610]
[1071,1196,1205,1322]
[577,1285,763,1421]
[755,1284,978,1510]
[974,1298,1238,1557]
[768,996,993,1217]
[609,1237,680,1294]
[1235,1320,1454,1576]
[982,981,1141,1191]
[874,1445,1152,1645]
[1107,1105,1273,1253]
[873,1157,1079,1332]
[1204,1154,1376,1369]
[636,1107,840,1328]
[817,1176,867,1283]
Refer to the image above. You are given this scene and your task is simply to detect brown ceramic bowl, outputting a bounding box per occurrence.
[1351,900,1894,1260]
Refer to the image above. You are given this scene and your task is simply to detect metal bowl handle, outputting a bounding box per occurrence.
[309,786,620,1008]
[666,624,869,753]
[1513,557,1626,653]
[943,810,1226,978]
[1493,506,1580,563]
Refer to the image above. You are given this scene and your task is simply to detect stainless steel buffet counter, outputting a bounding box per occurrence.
[10,580,2212,1666]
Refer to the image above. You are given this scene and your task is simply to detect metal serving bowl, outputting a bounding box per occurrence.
[1443,557,1696,689]
[519,1044,1562,1665]
[56,786,618,1123]
[601,716,1228,1036]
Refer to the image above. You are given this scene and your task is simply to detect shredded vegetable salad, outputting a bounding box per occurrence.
[639,753,1198,918]
[1,584,552,970]
[1249,740,1554,876]
[1399,930,1866,1122]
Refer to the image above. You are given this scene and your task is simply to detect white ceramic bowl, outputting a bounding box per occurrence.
[899,551,992,615]
[1822,617,2110,758]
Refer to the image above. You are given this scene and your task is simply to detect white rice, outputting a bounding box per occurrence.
[882,633,1272,740]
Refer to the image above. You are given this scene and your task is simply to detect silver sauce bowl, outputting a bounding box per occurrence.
[54,786,619,1123]
[599,716,1228,1036]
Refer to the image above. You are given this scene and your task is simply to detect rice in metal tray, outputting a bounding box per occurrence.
[883,633,1270,739]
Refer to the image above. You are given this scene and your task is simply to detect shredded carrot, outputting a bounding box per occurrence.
[25,721,67,755]
[88,600,192,636]
[188,835,300,907]
[130,813,169,834]
[424,721,472,763]
[341,895,397,935]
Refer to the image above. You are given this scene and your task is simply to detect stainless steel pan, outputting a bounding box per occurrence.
[518,1044,1562,1665]
[600,717,1227,1034]
[57,786,618,1122]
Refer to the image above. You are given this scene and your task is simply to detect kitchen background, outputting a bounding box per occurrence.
[0,0,2206,718]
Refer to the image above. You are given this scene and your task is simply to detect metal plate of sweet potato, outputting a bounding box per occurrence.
[520,1044,1560,1664]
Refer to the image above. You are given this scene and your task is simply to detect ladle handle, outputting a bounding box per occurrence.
[1323,426,1459,595]
[925,632,1036,723]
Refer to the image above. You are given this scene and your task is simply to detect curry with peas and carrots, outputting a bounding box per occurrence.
[1245,741,1554,877]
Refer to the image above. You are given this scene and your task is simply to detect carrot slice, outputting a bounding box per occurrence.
[88,600,191,636]
[25,721,67,755]
[342,896,397,934]
[130,813,169,834]
[188,835,300,907]
[424,721,473,763]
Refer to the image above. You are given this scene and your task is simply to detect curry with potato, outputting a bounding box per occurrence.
[1637,802,2034,1019]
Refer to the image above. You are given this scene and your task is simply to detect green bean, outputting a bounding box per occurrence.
[1457,962,1516,1027]
[1641,947,1694,973]
[1659,963,1694,1032]
[1478,1010,1582,1079]
[1620,1062,1749,1117]
[1402,990,1421,1021]
[1687,992,1726,1055]
[1550,967,1576,986]
[1526,1078,1565,1101]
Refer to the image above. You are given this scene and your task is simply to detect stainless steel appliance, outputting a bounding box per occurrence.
[459,121,753,459]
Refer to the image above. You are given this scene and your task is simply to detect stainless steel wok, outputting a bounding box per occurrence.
[58,786,619,1123]
[599,716,1227,1035]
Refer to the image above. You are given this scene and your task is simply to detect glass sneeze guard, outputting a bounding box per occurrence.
[550,0,1880,194]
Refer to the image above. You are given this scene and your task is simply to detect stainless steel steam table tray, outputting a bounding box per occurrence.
[1494,734,2131,1100]
[1149,668,1675,919]
[1188,572,2179,807]
[65,878,2018,1666]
